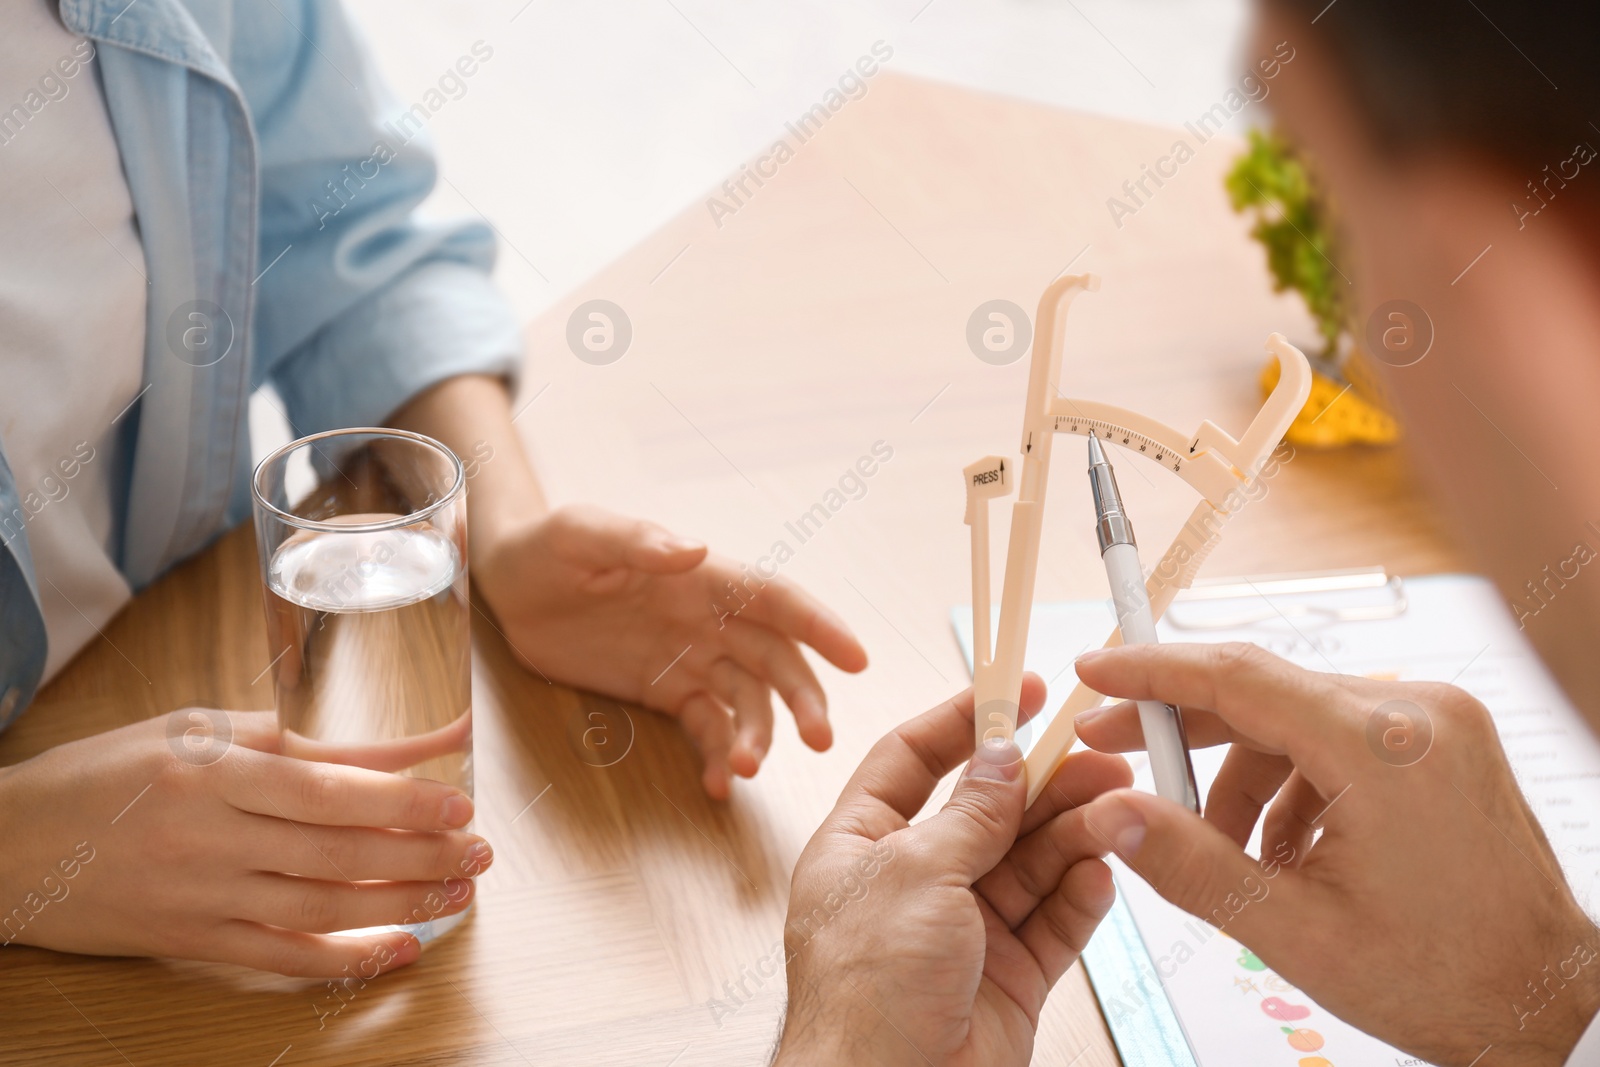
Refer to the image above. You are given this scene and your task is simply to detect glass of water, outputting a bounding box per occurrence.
[251,428,473,943]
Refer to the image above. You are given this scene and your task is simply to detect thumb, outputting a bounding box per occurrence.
[907,737,1026,883]
[555,508,708,576]
[621,523,708,574]
[1078,789,1295,946]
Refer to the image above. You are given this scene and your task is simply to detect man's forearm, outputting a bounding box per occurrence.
[386,374,547,566]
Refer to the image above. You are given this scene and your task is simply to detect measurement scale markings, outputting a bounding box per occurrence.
[1052,416,1184,472]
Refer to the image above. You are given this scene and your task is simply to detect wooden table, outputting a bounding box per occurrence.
[0,74,1466,1066]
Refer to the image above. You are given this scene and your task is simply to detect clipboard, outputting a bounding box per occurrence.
[1076,567,1406,1067]
[951,568,1600,1067]
[957,567,1409,754]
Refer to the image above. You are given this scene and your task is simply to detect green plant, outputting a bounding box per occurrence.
[1226,128,1345,358]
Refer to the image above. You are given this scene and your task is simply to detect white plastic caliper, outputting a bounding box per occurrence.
[962,273,1313,806]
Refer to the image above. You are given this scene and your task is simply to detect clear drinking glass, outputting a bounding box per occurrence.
[251,428,473,943]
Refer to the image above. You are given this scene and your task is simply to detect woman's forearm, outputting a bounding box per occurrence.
[386,374,547,566]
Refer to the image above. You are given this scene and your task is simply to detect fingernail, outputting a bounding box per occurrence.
[1074,706,1107,727]
[1076,648,1108,665]
[965,737,1023,782]
[464,837,494,869]
[1093,797,1146,858]
[662,535,705,553]
[442,793,474,828]
[390,934,423,969]
[799,692,828,722]
[821,608,856,643]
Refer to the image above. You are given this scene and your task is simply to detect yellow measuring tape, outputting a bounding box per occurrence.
[1260,355,1399,448]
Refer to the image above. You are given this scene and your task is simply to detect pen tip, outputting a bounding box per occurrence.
[1087,430,1107,467]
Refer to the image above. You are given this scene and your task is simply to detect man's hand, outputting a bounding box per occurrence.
[774,675,1132,1067]
[1073,642,1600,1066]
[475,504,868,799]
[0,710,491,976]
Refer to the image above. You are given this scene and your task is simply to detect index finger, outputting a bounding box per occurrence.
[223,749,473,831]
[738,576,868,673]
[823,674,1047,841]
[1075,699,1246,753]
[1073,642,1363,797]
[279,711,472,774]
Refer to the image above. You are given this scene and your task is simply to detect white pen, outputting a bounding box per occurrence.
[1086,431,1202,813]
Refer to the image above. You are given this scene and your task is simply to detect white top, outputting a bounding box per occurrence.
[0,1,145,682]
[1571,1011,1600,1064]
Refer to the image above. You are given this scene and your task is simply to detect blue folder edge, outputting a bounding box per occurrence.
[1082,890,1200,1067]
[950,607,1199,1067]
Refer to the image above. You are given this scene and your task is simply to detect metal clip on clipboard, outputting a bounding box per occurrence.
[1162,567,1409,631]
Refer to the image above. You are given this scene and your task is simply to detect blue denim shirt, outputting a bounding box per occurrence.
[0,0,521,726]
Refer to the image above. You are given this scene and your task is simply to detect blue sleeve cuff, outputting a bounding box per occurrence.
[268,257,522,436]
[0,471,48,732]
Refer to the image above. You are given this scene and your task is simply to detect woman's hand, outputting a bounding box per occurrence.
[1073,642,1600,1066]
[387,376,867,799]
[0,710,491,977]
[475,504,868,798]
[774,676,1132,1067]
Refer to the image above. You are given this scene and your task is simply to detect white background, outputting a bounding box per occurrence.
[340,0,1253,322]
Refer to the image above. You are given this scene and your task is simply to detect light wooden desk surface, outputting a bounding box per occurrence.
[0,74,1466,1066]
